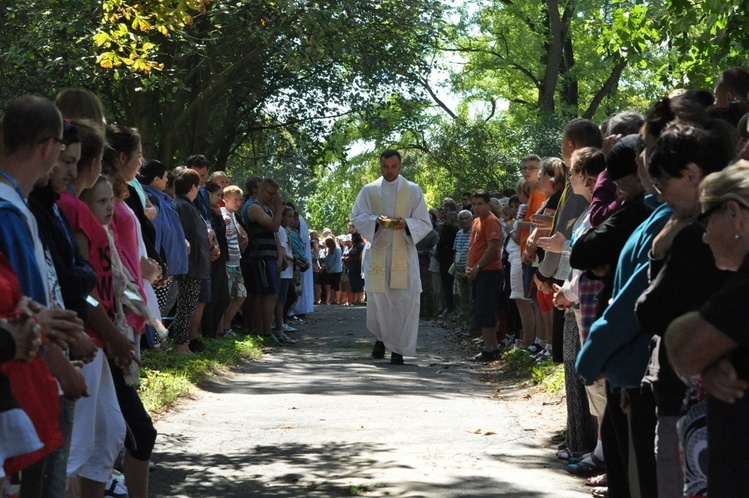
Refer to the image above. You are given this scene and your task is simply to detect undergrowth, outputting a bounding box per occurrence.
[502,347,565,393]
[138,335,264,415]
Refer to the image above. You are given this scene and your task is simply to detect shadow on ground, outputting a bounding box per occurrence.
[151,436,555,498]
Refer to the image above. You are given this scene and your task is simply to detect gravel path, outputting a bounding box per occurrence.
[150,304,590,497]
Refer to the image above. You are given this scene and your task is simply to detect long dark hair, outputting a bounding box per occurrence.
[102,124,140,200]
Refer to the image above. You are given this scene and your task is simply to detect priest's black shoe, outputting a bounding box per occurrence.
[372,340,385,359]
[390,352,404,365]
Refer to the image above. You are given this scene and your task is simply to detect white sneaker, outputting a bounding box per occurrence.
[282,323,297,332]
[534,350,552,362]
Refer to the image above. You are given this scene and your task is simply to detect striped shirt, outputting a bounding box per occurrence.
[221,207,241,267]
[452,228,471,269]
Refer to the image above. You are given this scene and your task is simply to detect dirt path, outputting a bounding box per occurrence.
[150,305,591,497]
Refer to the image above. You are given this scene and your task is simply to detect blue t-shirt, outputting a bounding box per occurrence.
[325,247,343,273]
[0,201,46,304]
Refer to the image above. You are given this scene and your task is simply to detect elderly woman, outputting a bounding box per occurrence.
[666,160,749,498]
[634,118,735,497]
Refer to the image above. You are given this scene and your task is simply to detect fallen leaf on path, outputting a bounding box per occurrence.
[281,426,294,429]
[289,407,297,410]
[484,431,496,436]
[472,429,483,434]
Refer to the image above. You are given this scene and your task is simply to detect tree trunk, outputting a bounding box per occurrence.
[538,0,564,114]
[560,35,578,117]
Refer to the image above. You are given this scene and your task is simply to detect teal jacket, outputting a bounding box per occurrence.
[576,195,672,389]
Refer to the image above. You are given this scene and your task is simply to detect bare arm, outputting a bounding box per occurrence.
[248,202,282,232]
[665,311,738,376]
[466,239,500,279]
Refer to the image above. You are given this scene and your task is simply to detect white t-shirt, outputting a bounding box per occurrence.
[277,226,294,279]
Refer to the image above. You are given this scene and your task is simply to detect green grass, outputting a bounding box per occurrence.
[502,347,536,374]
[532,361,565,393]
[344,485,369,496]
[138,335,264,414]
[502,347,565,393]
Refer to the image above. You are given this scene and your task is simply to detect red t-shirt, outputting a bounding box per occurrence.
[57,191,114,348]
[0,251,63,474]
[468,213,503,270]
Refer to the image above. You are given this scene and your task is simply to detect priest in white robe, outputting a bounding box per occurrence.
[350,150,432,364]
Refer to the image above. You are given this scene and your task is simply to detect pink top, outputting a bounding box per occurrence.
[111,200,146,333]
[57,191,113,347]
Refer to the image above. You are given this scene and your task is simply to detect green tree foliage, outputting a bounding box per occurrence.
[2,0,748,230]
[106,0,445,166]
[0,1,103,102]
[95,0,209,73]
[445,0,662,119]
[664,0,749,88]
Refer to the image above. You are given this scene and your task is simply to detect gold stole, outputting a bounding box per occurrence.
[368,180,411,293]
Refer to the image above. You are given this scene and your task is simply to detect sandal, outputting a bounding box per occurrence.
[567,453,606,477]
[586,474,607,487]
[569,451,593,464]
[556,447,573,460]
[591,487,608,498]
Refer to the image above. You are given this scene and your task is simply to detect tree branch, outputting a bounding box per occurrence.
[498,0,540,32]
[583,57,628,119]
[248,109,358,133]
[416,76,456,119]
[483,98,497,123]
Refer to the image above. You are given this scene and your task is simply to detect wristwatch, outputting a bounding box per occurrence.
[476,263,482,270]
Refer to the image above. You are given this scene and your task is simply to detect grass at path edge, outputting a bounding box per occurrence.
[138,335,264,415]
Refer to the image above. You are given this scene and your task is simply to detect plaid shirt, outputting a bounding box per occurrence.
[578,273,602,343]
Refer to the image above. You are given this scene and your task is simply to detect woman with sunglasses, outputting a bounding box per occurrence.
[635,117,736,497]
[666,160,749,497]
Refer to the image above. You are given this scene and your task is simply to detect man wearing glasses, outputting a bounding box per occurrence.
[244,178,285,344]
[0,95,88,495]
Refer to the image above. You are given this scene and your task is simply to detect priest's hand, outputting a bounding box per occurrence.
[393,217,406,230]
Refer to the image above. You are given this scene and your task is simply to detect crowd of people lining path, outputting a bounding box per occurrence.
[4,66,749,498]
